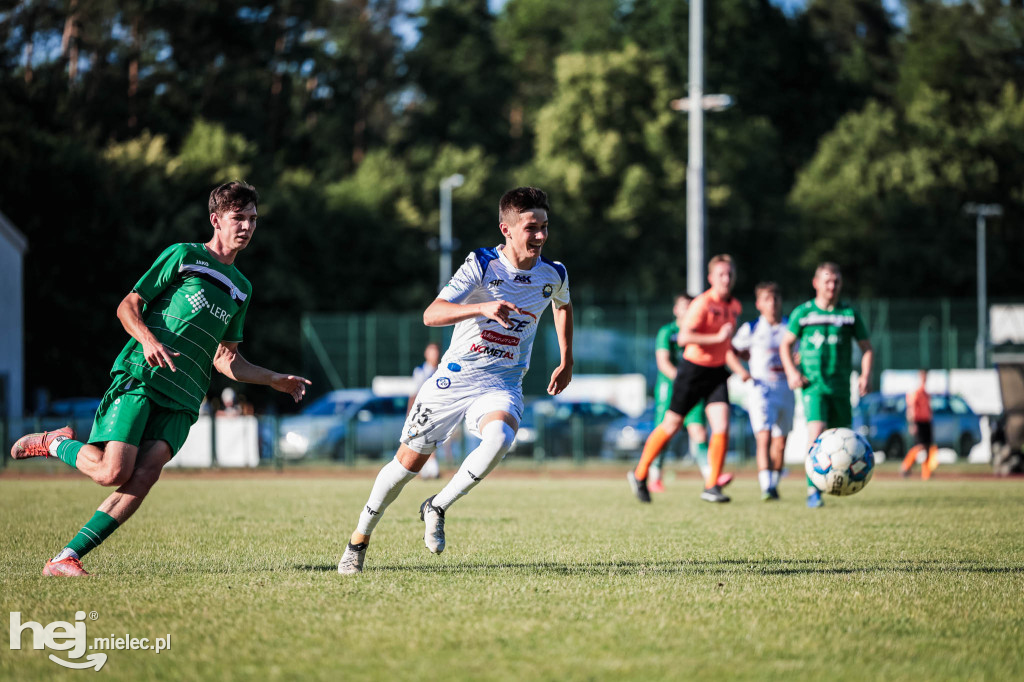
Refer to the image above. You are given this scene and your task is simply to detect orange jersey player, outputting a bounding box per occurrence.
[628,254,750,504]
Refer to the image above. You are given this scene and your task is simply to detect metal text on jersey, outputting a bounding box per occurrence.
[469,343,515,360]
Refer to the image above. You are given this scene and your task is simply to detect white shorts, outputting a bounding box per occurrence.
[746,380,795,436]
[401,372,524,455]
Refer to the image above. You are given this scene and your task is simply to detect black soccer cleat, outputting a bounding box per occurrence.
[627,471,651,503]
[700,485,731,503]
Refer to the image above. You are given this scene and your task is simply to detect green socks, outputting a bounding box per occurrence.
[691,440,709,468]
[54,439,84,468]
[66,511,120,558]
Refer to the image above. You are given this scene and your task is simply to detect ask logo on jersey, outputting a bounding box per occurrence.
[185,289,232,324]
[513,274,532,284]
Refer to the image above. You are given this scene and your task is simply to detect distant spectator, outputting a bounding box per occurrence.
[217,387,243,418]
[409,342,443,479]
[236,393,255,416]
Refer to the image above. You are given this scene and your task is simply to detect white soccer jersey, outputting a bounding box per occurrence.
[733,315,794,434]
[732,316,791,387]
[435,245,570,390]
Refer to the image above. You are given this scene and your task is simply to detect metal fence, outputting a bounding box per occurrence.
[1,297,1010,471]
[300,298,1004,398]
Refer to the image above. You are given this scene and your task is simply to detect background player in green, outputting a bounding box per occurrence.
[780,262,873,509]
[10,181,312,576]
[649,293,731,493]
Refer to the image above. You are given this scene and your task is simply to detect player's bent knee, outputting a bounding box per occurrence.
[97,463,133,487]
[480,420,517,458]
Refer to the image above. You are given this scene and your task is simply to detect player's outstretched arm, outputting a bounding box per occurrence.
[679,321,735,348]
[423,298,524,329]
[725,349,751,382]
[547,302,574,396]
[857,339,874,397]
[214,342,311,403]
[779,331,807,390]
[117,292,180,372]
[655,349,677,380]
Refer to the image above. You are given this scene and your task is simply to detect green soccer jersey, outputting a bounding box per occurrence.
[654,320,683,398]
[787,300,869,395]
[110,243,252,414]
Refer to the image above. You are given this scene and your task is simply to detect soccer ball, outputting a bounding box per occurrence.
[805,427,875,497]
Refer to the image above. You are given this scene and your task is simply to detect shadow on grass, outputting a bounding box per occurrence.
[296,558,1024,576]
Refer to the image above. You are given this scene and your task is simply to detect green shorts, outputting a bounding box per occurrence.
[801,389,851,429]
[88,375,198,455]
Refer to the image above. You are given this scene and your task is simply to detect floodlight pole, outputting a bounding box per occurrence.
[964,203,1003,369]
[671,0,732,297]
[687,0,705,298]
[439,173,465,292]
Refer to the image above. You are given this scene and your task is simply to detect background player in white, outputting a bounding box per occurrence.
[338,187,573,574]
[731,282,794,500]
[408,341,443,479]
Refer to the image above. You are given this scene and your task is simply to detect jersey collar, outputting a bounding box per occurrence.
[496,244,537,272]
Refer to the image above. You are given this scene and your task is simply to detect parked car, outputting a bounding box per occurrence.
[853,392,982,460]
[276,389,408,459]
[600,403,756,461]
[510,399,627,457]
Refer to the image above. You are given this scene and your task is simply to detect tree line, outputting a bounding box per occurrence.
[1,0,1022,405]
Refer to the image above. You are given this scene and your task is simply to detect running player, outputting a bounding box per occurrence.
[628,254,749,504]
[780,262,873,508]
[901,369,938,479]
[731,282,794,500]
[649,293,730,493]
[10,182,311,575]
[338,187,573,574]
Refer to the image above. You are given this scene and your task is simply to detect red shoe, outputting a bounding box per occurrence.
[10,426,76,460]
[717,472,734,488]
[42,557,90,577]
[649,478,666,493]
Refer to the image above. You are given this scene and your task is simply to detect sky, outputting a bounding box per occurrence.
[393,0,910,49]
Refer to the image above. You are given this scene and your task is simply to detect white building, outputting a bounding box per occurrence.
[0,210,27,419]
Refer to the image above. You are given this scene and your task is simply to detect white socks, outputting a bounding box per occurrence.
[758,469,782,492]
[356,457,418,535]
[432,421,516,511]
[53,548,79,562]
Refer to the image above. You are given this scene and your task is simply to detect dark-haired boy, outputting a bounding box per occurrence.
[12,182,311,575]
[339,187,573,574]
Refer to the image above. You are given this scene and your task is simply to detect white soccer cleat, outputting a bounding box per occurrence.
[419,495,446,554]
[338,542,367,575]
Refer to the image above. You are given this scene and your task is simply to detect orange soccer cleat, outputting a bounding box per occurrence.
[42,557,90,577]
[10,426,75,460]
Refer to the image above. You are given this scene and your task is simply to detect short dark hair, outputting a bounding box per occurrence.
[499,187,549,225]
[755,281,779,297]
[209,181,259,215]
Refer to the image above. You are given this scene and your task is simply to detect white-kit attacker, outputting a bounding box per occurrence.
[339,187,574,574]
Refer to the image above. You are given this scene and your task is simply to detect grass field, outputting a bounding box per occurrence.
[2,465,1023,681]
